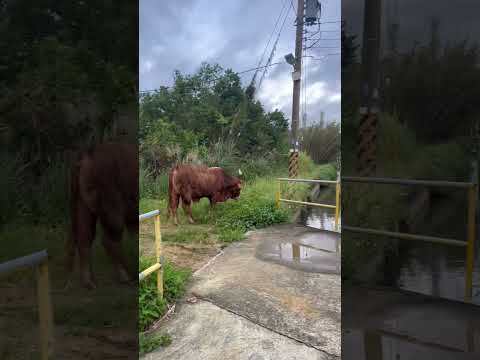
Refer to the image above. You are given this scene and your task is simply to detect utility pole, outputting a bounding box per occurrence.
[290,0,304,150]
[357,0,382,176]
[287,0,305,178]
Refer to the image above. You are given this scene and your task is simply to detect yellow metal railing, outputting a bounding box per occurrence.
[139,209,163,298]
[275,177,341,231]
[342,176,477,302]
[0,250,54,360]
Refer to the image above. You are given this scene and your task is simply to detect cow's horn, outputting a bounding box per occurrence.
[238,169,242,176]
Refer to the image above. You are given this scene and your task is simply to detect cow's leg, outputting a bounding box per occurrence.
[170,193,180,226]
[208,198,216,220]
[75,202,97,290]
[182,198,195,224]
[101,224,131,284]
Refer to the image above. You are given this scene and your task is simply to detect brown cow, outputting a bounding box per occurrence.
[65,143,138,289]
[167,164,242,225]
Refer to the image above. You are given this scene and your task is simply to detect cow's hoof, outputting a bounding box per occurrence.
[188,218,195,224]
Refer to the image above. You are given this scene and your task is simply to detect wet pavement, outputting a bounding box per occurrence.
[255,230,340,274]
[149,223,341,359]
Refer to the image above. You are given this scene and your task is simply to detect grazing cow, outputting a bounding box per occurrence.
[167,164,242,225]
[65,143,138,289]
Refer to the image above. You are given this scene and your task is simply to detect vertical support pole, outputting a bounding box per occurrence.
[36,260,53,360]
[276,180,281,208]
[357,0,382,176]
[335,181,341,230]
[465,184,477,302]
[154,214,163,298]
[290,0,304,149]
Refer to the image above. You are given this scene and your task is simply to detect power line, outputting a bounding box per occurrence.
[289,0,296,15]
[138,52,339,95]
[139,61,288,94]
[250,0,289,88]
[307,37,341,41]
[304,53,340,60]
[257,0,292,93]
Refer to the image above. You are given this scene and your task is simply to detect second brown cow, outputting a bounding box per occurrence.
[167,164,242,225]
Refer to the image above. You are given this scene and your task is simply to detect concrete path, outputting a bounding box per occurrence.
[147,224,341,360]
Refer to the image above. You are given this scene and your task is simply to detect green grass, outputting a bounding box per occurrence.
[139,333,172,356]
[139,258,191,332]
[140,160,337,245]
[138,257,191,355]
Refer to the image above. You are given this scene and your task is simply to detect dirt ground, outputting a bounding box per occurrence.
[0,225,138,360]
[139,220,224,272]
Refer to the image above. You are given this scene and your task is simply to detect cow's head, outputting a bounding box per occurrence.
[224,178,242,200]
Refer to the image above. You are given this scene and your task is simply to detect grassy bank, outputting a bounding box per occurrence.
[140,159,337,243]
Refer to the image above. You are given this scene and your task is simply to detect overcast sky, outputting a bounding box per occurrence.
[140,0,341,125]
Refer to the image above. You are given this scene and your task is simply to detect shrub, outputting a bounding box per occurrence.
[139,258,191,331]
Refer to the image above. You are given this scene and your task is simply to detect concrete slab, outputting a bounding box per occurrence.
[342,286,480,359]
[145,300,329,360]
[190,224,341,357]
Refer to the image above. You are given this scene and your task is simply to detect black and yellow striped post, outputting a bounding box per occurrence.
[357,111,378,176]
[289,149,299,178]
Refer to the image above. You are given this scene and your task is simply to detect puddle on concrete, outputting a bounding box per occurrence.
[255,231,341,274]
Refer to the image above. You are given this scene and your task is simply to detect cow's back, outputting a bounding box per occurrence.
[172,164,223,198]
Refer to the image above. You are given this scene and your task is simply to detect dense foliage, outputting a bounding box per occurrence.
[1,1,137,224]
[139,63,290,176]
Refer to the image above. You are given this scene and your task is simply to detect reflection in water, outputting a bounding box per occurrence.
[256,231,341,274]
[300,206,341,232]
[395,243,480,305]
[301,192,479,304]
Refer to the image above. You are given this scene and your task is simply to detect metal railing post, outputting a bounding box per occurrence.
[335,180,341,230]
[275,180,281,209]
[36,259,53,360]
[154,214,163,298]
[465,184,477,302]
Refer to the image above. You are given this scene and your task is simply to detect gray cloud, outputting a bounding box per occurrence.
[140,0,341,124]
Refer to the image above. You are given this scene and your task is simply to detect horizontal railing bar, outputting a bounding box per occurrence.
[342,176,473,188]
[280,198,336,209]
[377,329,465,353]
[277,178,338,184]
[342,226,466,246]
[139,209,160,221]
[0,250,48,276]
[139,262,162,281]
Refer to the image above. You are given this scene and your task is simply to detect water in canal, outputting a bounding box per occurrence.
[301,187,480,304]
